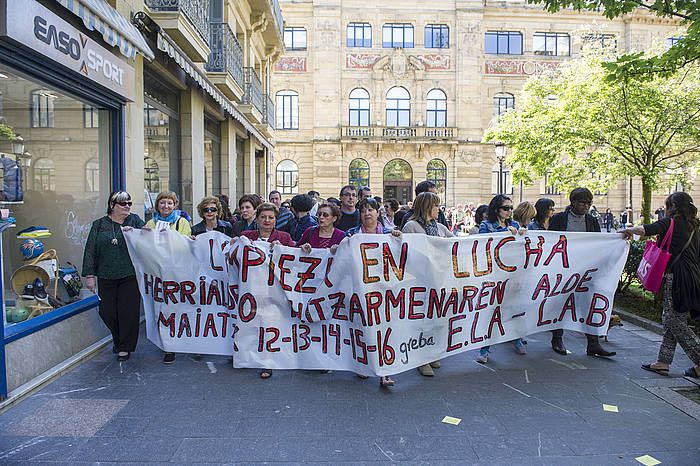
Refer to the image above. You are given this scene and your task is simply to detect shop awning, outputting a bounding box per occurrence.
[54,0,154,60]
[156,32,273,150]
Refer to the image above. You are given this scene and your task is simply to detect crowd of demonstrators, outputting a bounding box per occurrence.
[83,181,700,383]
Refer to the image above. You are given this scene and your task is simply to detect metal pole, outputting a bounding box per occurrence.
[498,157,504,194]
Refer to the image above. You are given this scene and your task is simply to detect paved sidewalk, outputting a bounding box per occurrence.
[0,322,699,465]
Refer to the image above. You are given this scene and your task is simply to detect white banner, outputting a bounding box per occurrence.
[124,230,629,376]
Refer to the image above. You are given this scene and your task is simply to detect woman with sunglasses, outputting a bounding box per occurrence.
[191,196,234,238]
[299,202,346,254]
[83,191,145,362]
[476,194,527,363]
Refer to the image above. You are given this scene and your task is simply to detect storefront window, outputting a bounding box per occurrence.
[0,64,111,326]
[204,116,221,197]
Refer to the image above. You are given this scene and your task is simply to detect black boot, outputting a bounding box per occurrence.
[586,334,616,357]
[551,330,567,355]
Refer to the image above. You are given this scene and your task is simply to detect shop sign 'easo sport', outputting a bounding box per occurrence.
[1,0,135,101]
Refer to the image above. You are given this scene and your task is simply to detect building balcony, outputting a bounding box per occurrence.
[205,22,244,101]
[249,0,285,48]
[240,68,264,123]
[260,94,275,135]
[145,0,210,62]
[341,126,457,143]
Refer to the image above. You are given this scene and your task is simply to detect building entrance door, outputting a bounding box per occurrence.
[383,159,413,205]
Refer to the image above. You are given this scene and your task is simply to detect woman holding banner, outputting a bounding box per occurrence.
[241,202,295,379]
[232,194,262,236]
[191,196,234,237]
[403,192,453,377]
[83,191,145,362]
[620,192,700,379]
[476,195,527,363]
[347,197,401,387]
[144,191,191,236]
[299,203,346,254]
[528,198,556,231]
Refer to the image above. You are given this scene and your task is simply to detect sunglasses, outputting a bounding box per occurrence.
[318,211,334,217]
[116,201,132,207]
[499,205,513,211]
[203,207,218,213]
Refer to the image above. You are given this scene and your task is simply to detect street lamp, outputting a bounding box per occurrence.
[10,135,24,156]
[495,142,506,194]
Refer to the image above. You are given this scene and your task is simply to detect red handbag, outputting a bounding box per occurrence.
[637,218,674,293]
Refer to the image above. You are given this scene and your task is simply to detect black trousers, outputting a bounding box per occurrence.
[551,329,600,346]
[98,276,141,352]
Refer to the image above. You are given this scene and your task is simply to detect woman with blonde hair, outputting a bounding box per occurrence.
[513,201,536,228]
[403,192,452,376]
[191,196,233,237]
[145,191,191,236]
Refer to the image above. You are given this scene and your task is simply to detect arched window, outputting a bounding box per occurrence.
[276,90,299,130]
[33,158,55,191]
[493,92,515,118]
[426,89,447,127]
[276,159,299,194]
[542,170,560,195]
[349,88,370,127]
[491,162,512,194]
[85,158,100,192]
[31,90,56,128]
[349,158,370,189]
[383,159,413,204]
[386,87,410,127]
[144,157,160,194]
[426,159,447,199]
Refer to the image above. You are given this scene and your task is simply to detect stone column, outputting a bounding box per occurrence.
[221,120,237,198]
[244,136,257,193]
[180,89,205,214]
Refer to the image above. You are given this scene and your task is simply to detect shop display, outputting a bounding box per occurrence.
[0,155,23,202]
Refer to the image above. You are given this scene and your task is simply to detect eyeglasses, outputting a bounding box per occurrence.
[318,212,333,217]
[116,201,132,207]
[499,206,513,211]
[341,192,357,197]
[575,200,592,205]
[203,207,218,213]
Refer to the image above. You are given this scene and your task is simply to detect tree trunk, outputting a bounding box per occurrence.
[641,177,653,225]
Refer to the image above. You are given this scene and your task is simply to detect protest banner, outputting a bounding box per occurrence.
[125,230,629,376]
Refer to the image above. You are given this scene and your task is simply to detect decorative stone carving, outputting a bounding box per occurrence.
[274,56,307,72]
[457,149,479,164]
[317,146,340,162]
[416,54,450,70]
[346,53,382,69]
[484,59,560,76]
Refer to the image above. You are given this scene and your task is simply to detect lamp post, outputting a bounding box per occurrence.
[10,135,24,156]
[495,142,506,194]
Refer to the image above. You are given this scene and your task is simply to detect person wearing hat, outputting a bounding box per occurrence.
[83,191,145,361]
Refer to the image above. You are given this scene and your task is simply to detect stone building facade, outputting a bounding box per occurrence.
[272,0,694,218]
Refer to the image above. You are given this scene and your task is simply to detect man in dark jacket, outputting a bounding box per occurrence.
[548,187,616,358]
[398,180,448,229]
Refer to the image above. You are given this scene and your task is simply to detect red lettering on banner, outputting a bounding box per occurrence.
[225,245,239,269]
[267,258,275,286]
[476,282,495,310]
[227,284,238,311]
[329,292,347,320]
[532,274,550,301]
[447,315,466,351]
[348,293,367,325]
[461,286,478,313]
[544,235,569,267]
[206,280,222,306]
[217,312,230,337]
[143,273,153,296]
[472,238,493,276]
[178,313,192,338]
[238,293,257,322]
[537,299,552,326]
[365,291,383,325]
[470,312,483,343]
[195,309,202,336]
[427,288,446,319]
[549,274,564,297]
[386,288,406,320]
[492,280,507,305]
[241,245,265,282]
[209,239,223,271]
[576,268,597,292]
[295,256,321,293]
[558,293,578,322]
[444,288,459,315]
[278,254,295,291]
[487,307,505,339]
[494,237,517,272]
[180,281,196,305]
[408,287,426,319]
[162,280,179,304]
[153,276,163,302]
[199,276,207,304]
[203,313,217,337]
[561,274,580,294]
[360,243,380,283]
[383,242,408,281]
[452,242,469,278]
[586,293,609,327]
[308,296,327,322]
[158,312,176,337]
[524,236,545,268]
[324,257,334,287]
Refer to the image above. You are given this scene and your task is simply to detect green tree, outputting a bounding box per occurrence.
[527,0,697,78]
[484,50,700,224]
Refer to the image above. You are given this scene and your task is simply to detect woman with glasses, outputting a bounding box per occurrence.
[346,197,402,387]
[144,191,192,235]
[528,198,556,231]
[191,196,234,238]
[83,191,145,362]
[299,203,346,254]
[476,194,527,363]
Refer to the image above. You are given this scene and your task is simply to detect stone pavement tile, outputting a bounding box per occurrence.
[564,425,659,456]
[0,436,88,462]
[469,431,576,460]
[69,436,182,462]
[7,399,128,437]
[489,411,587,436]
[414,414,506,437]
[235,416,325,438]
[274,435,407,462]
[644,448,700,466]
[370,435,479,462]
[139,408,242,438]
[173,437,281,463]
[93,415,154,437]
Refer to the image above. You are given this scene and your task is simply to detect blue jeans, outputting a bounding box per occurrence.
[480,338,524,355]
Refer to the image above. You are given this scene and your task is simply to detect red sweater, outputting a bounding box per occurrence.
[241,229,295,247]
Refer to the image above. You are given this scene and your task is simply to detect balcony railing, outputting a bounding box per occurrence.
[244,68,264,115]
[146,0,210,45]
[270,0,284,38]
[205,23,243,87]
[263,94,275,128]
[342,126,456,141]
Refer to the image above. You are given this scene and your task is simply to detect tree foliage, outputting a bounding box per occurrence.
[484,49,700,223]
[527,0,698,78]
